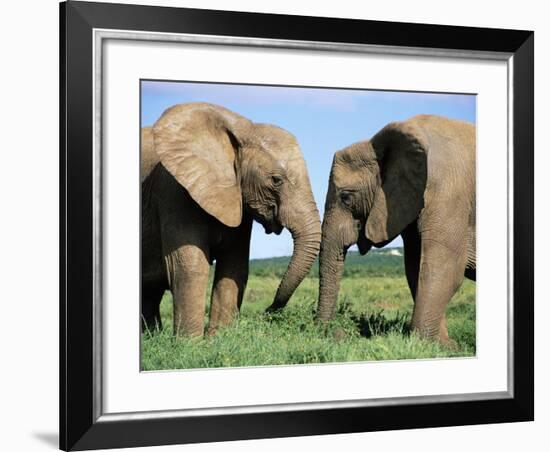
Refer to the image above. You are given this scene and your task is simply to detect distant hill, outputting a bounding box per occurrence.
[249,247,405,278]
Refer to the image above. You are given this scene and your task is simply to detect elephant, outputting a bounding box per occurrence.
[317,115,475,345]
[141,102,321,337]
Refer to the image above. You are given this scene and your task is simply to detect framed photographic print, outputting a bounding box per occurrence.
[60,1,534,450]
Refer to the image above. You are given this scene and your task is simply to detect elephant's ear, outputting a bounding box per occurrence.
[365,121,428,243]
[153,103,249,227]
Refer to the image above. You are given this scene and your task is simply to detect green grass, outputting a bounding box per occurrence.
[141,248,476,370]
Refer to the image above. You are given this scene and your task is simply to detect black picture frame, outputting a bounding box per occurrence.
[60,1,534,450]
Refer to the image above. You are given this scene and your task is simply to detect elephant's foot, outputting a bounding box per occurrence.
[205,317,234,336]
[265,303,282,313]
[440,336,458,350]
[205,325,218,336]
[435,317,458,349]
[413,328,457,349]
[412,317,457,349]
[175,327,204,339]
[173,313,205,339]
[432,326,457,349]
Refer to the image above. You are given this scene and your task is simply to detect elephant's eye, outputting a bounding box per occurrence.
[271,175,284,187]
[340,191,354,207]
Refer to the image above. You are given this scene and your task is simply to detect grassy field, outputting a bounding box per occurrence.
[141,248,476,370]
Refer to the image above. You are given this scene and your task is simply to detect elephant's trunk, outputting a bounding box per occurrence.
[267,197,321,311]
[316,219,346,322]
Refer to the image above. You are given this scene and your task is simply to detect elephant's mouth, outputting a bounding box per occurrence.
[357,235,372,255]
[264,221,283,235]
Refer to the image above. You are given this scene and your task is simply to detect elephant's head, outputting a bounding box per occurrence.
[153,102,321,311]
[317,120,428,321]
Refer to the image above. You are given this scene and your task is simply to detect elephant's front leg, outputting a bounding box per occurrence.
[166,245,211,338]
[207,222,252,336]
[411,231,467,345]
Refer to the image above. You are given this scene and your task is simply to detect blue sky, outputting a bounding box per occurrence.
[141,80,476,259]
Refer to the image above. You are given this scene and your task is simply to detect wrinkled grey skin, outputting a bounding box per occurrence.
[142,103,321,337]
[317,115,475,345]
